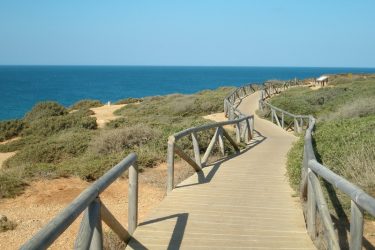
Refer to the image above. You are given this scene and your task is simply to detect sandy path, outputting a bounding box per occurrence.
[90,104,126,128]
[0,152,16,169]
[203,112,235,131]
[0,138,20,168]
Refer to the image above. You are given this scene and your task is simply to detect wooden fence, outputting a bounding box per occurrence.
[167,115,254,192]
[20,153,139,250]
[260,82,375,250]
[167,82,258,192]
[259,80,308,133]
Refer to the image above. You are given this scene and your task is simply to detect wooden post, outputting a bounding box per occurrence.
[350,200,364,250]
[128,163,138,235]
[101,203,130,243]
[174,144,201,172]
[274,111,281,127]
[218,127,225,156]
[74,198,103,250]
[294,118,299,133]
[167,137,175,193]
[307,173,316,239]
[191,132,202,168]
[201,127,220,164]
[222,129,240,153]
[249,117,254,139]
[281,112,284,129]
[271,109,274,123]
[235,122,241,143]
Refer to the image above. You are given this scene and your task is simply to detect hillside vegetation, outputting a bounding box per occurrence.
[0,88,233,198]
[266,74,375,216]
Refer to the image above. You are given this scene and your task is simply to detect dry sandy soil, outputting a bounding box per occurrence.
[0,161,194,249]
[203,112,235,131]
[0,138,19,169]
[90,104,126,128]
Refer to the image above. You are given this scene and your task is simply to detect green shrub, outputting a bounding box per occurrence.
[24,101,67,123]
[319,97,375,121]
[90,125,162,155]
[0,119,24,142]
[22,111,97,137]
[5,131,91,167]
[115,97,143,105]
[0,172,26,198]
[286,136,304,190]
[70,99,103,110]
[0,215,17,232]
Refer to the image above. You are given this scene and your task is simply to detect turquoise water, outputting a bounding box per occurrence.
[1,66,375,120]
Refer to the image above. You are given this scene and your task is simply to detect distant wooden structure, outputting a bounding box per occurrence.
[315,75,329,87]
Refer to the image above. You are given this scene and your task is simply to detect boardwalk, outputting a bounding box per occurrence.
[127,92,315,249]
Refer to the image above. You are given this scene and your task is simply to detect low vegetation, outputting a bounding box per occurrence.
[0,215,17,232]
[264,74,375,219]
[69,99,103,110]
[0,87,233,198]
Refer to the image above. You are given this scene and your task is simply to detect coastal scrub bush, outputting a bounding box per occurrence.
[115,97,143,105]
[286,136,304,190]
[5,131,91,167]
[0,119,24,142]
[0,215,17,232]
[0,86,235,197]
[89,125,162,155]
[319,97,375,121]
[24,101,67,123]
[70,99,103,110]
[0,172,26,198]
[22,110,97,137]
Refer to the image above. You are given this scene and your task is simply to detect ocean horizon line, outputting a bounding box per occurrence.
[1,65,375,69]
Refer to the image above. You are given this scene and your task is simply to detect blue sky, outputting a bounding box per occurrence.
[0,0,374,67]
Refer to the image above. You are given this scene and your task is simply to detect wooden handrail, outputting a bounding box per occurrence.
[167,115,254,192]
[259,81,375,249]
[20,153,138,250]
[168,86,257,193]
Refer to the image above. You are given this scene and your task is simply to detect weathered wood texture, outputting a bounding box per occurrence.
[262,81,375,249]
[167,114,254,192]
[20,154,139,250]
[127,92,315,249]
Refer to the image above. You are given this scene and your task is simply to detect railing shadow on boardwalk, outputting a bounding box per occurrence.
[176,129,267,189]
[134,213,189,250]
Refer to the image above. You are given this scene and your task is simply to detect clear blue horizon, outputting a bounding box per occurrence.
[1,1,374,67]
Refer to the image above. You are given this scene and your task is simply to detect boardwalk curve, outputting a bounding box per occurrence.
[126,91,315,249]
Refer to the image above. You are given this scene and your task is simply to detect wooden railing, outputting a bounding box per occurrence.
[260,83,375,250]
[259,80,308,133]
[224,83,257,120]
[20,153,139,250]
[167,115,254,192]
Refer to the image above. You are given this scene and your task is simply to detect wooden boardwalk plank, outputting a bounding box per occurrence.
[127,92,315,250]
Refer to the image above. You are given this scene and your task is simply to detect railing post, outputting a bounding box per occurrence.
[271,109,274,123]
[218,127,225,156]
[281,112,284,129]
[128,163,138,235]
[167,137,175,193]
[191,132,202,168]
[350,200,364,250]
[74,198,103,250]
[307,171,316,239]
[250,117,254,139]
[235,122,241,143]
[224,99,228,117]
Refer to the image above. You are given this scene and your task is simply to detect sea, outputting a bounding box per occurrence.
[1,66,375,121]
